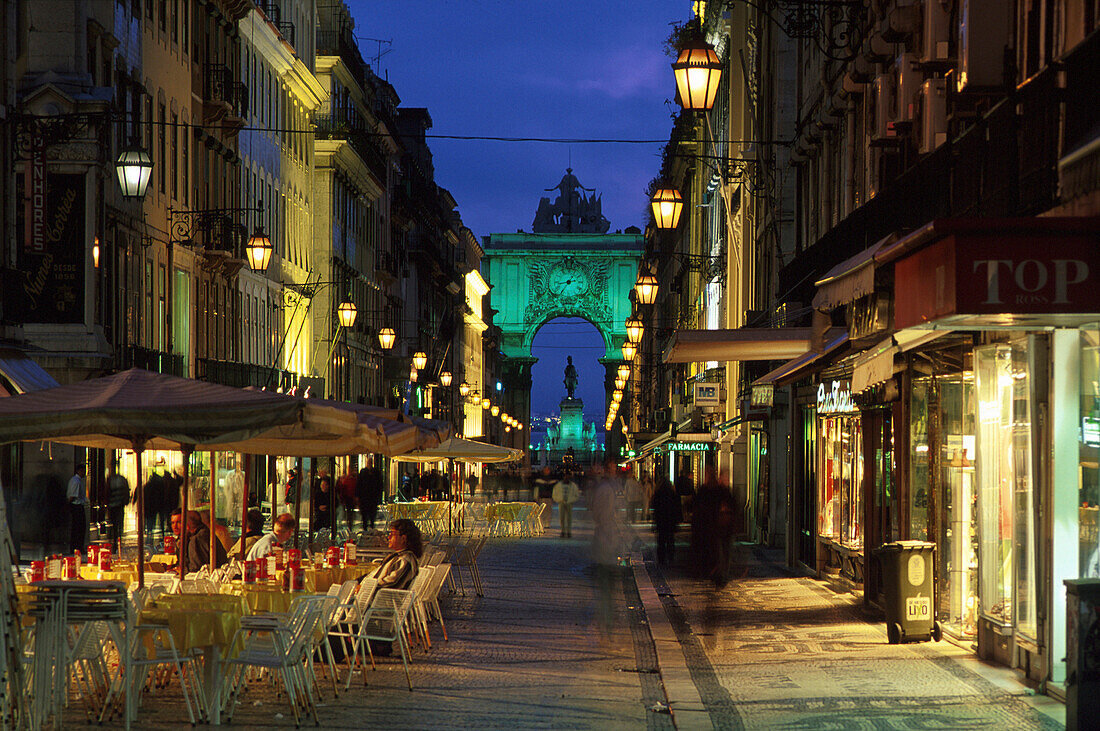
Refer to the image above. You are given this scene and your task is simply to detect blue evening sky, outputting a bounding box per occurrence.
[344,1,691,419]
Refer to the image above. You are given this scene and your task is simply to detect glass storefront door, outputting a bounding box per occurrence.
[819,414,863,550]
[974,339,1038,643]
[911,372,978,638]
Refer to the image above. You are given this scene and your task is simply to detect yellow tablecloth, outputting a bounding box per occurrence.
[486,502,535,522]
[79,564,140,585]
[304,565,364,593]
[388,501,444,520]
[220,583,303,614]
[140,593,248,655]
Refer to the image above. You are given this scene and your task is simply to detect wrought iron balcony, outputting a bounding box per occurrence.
[203,64,248,121]
[119,346,186,376]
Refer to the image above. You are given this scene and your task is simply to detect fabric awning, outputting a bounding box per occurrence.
[852,341,898,394]
[752,332,851,387]
[663,327,841,364]
[637,428,673,456]
[0,349,61,394]
[390,437,523,464]
[812,234,895,310]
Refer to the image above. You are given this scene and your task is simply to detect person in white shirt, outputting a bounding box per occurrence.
[246,512,296,561]
[552,472,580,538]
[68,464,87,552]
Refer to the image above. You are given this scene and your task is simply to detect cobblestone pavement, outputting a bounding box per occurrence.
[639,538,1066,730]
[62,504,662,729]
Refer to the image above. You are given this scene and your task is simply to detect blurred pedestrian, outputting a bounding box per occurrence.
[624,471,643,524]
[650,475,681,566]
[692,466,735,586]
[312,468,332,531]
[357,460,384,532]
[590,459,624,637]
[284,467,300,508]
[105,464,130,553]
[336,469,358,531]
[67,464,88,552]
[534,466,555,528]
[552,470,580,538]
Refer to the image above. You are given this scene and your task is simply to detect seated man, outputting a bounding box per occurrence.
[229,508,266,560]
[246,512,296,561]
[170,509,228,573]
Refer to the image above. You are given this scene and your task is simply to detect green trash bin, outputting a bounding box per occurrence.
[874,540,941,644]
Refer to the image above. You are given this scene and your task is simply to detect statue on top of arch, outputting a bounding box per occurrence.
[532,168,611,234]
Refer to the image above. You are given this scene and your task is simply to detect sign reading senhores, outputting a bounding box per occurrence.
[11,172,86,323]
[893,222,1100,329]
[694,382,720,407]
[817,379,857,415]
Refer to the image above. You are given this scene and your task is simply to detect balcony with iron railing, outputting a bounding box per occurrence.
[203,64,248,125]
[314,112,388,184]
[197,357,298,390]
[316,27,368,88]
[119,346,186,377]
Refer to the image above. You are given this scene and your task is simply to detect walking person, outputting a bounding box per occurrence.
[534,466,556,529]
[105,464,130,553]
[356,460,384,532]
[552,470,580,538]
[67,464,88,553]
[650,475,682,566]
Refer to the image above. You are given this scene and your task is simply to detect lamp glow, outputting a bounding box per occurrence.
[672,34,723,111]
[92,237,100,268]
[625,316,643,344]
[650,188,684,229]
[617,364,631,379]
[634,271,659,305]
[115,146,153,198]
[378,327,396,350]
[491,406,500,417]
[413,351,428,370]
[459,382,471,397]
[245,227,273,271]
[337,299,357,328]
[621,341,637,361]
[482,398,491,410]
[440,371,452,387]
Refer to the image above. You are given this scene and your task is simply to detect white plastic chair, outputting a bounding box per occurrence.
[345,588,417,691]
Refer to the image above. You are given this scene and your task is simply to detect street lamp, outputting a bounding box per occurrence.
[336,299,357,328]
[634,270,659,305]
[377,327,396,350]
[617,364,631,380]
[650,188,684,229]
[481,398,491,410]
[672,29,723,111]
[621,341,637,361]
[625,316,644,344]
[412,351,428,371]
[612,390,623,404]
[115,145,154,198]
[614,376,625,390]
[440,371,452,387]
[459,382,471,397]
[491,405,500,417]
[245,227,273,272]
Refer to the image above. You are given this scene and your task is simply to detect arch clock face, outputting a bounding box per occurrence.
[549,265,590,298]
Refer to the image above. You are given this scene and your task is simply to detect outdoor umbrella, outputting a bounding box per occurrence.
[390,437,523,464]
[0,369,359,585]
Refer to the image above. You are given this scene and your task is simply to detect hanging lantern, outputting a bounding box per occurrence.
[625,316,644,344]
[612,390,623,403]
[650,188,684,229]
[440,371,452,387]
[617,364,631,379]
[614,376,625,390]
[337,299,357,328]
[459,382,471,397]
[245,227,273,272]
[377,327,396,350]
[491,405,500,417]
[412,351,428,370]
[481,398,491,410]
[621,341,637,361]
[672,32,723,111]
[115,145,154,198]
[634,271,659,305]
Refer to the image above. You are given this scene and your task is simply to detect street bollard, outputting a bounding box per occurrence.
[1065,578,1100,731]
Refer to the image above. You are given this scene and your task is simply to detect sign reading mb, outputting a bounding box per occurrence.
[894,219,1100,329]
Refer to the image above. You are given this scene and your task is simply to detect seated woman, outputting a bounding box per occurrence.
[363,518,423,590]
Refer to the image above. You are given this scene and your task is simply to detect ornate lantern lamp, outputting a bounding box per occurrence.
[621,341,637,361]
[412,351,428,371]
[245,227,273,272]
[491,405,500,417]
[634,271,659,305]
[337,299,357,328]
[481,398,491,410]
[115,146,154,198]
[625,316,644,344]
[617,364,631,380]
[378,327,396,350]
[672,30,723,111]
[459,382,471,397]
[650,188,684,229]
[440,371,452,387]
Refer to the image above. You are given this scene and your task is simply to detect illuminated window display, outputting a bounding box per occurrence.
[1080,332,1100,577]
[817,377,863,550]
[974,339,1037,641]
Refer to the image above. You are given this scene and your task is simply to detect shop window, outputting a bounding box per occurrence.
[975,339,1037,636]
[819,415,863,549]
[1081,330,1100,576]
[910,380,931,541]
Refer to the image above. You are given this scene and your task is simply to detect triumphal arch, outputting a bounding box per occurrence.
[483,170,644,456]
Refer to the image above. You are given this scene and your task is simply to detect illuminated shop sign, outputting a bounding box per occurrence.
[659,441,713,453]
[817,379,857,415]
[751,384,774,408]
[1084,416,1100,447]
[694,382,721,407]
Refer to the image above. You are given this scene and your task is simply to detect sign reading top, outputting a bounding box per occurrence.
[894,220,1100,329]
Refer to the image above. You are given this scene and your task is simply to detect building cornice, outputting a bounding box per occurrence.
[241,10,327,110]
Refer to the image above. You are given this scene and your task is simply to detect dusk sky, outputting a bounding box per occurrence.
[345,1,691,420]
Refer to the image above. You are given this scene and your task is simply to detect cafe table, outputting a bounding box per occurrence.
[139,593,249,725]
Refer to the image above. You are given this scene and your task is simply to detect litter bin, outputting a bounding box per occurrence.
[874,540,941,644]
